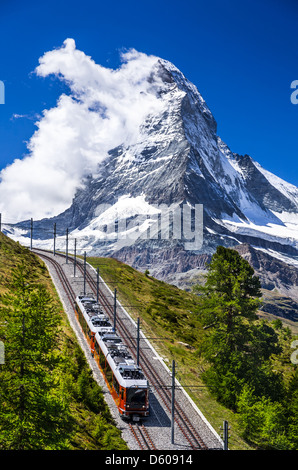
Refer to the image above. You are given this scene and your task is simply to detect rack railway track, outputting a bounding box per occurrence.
[34,249,158,450]
[129,423,157,451]
[36,250,76,304]
[33,247,217,450]
[77,254,208,450]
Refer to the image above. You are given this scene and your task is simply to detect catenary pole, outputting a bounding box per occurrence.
[83,251,86,295]
[137,317,140,366]
[96,267,99,302]
[66,228,69,264]
[30,218,33,250]
[53,223,56,256]
[74,239,77,277]
[113,288,117,332]
[223,420,229,450]
[171,360,175,444]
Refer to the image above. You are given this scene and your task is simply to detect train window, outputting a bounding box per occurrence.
[76,307,81,323]
[78,310,84,329]
[106,363,113,386]
[99,350,106,370]
[113,376,120,395]
[126,388,147,406]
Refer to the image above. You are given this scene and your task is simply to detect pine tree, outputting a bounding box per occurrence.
[195,246,282,408]
[0,263,70,449]
[196,246,261,350]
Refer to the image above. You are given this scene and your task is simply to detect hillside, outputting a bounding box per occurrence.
[85,257,243,449]
[1,233,297,450]
[0,232,127,450]
[9,50,298,317]
[87,255,298,450]
[6,49,298,366]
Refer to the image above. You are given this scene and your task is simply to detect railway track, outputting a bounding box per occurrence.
[71,251,208,450]
[36,250,76,305]
[34,248,158,450]
[33,247,217,450]
[128,423,157,451]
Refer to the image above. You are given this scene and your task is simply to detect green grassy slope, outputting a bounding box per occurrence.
[0,232,127,450]
[88,256,254,450]
[2,233,294,450]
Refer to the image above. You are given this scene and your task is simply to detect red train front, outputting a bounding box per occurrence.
[75,294,150,421]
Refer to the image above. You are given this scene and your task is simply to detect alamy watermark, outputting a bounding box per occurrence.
[0,80,4,104]
[290,80,298,104]
[98,203,203,251]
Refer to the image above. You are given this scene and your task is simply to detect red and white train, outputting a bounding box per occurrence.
[75,294,150,421]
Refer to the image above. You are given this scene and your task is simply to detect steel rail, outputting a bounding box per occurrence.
[33,248,208,450]
[78,257,208,450]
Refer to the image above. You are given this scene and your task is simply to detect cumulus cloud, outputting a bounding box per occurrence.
[0,39,164,221]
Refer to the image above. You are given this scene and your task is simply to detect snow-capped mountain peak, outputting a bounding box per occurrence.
[8,54,298,277]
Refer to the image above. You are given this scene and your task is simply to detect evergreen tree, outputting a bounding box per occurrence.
[237,385,289,449]
[195,246,282,408]
[0,263,70,449]
[237,370,298,450]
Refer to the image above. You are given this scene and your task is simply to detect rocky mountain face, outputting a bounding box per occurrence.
[10,57,298,320]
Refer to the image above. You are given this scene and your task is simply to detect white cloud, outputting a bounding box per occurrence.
[0,39,164,221]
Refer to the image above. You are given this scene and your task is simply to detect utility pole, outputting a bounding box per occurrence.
[66,228,69,264]
[137,317,140,366]
[73,239,77,277]
[83,251,86,295]
[30,218,33,250]
[96,267,99,303]
[53,223,56,256]
[0,213,2,232]
[171,360,175,444]
[223,420,229,450]
[113,288,117,332]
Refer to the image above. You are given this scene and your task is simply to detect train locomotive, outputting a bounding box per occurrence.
[75,294,150,421]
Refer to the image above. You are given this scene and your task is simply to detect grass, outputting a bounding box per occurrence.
[2,233,294,450]
[87,256,254,450]
[0,232,128,450]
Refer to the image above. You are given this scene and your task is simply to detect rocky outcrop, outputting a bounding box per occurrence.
[10,54,298,323]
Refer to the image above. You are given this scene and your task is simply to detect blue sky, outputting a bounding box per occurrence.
[0,0,298,210]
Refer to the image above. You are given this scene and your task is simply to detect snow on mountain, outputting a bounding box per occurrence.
[6,53,298,291]
[254,161,298,209]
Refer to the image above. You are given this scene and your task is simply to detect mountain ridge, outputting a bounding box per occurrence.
[6,55,298,311]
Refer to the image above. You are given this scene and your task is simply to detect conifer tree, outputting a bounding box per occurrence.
[0,263,70,449]
[195,246,282,408]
